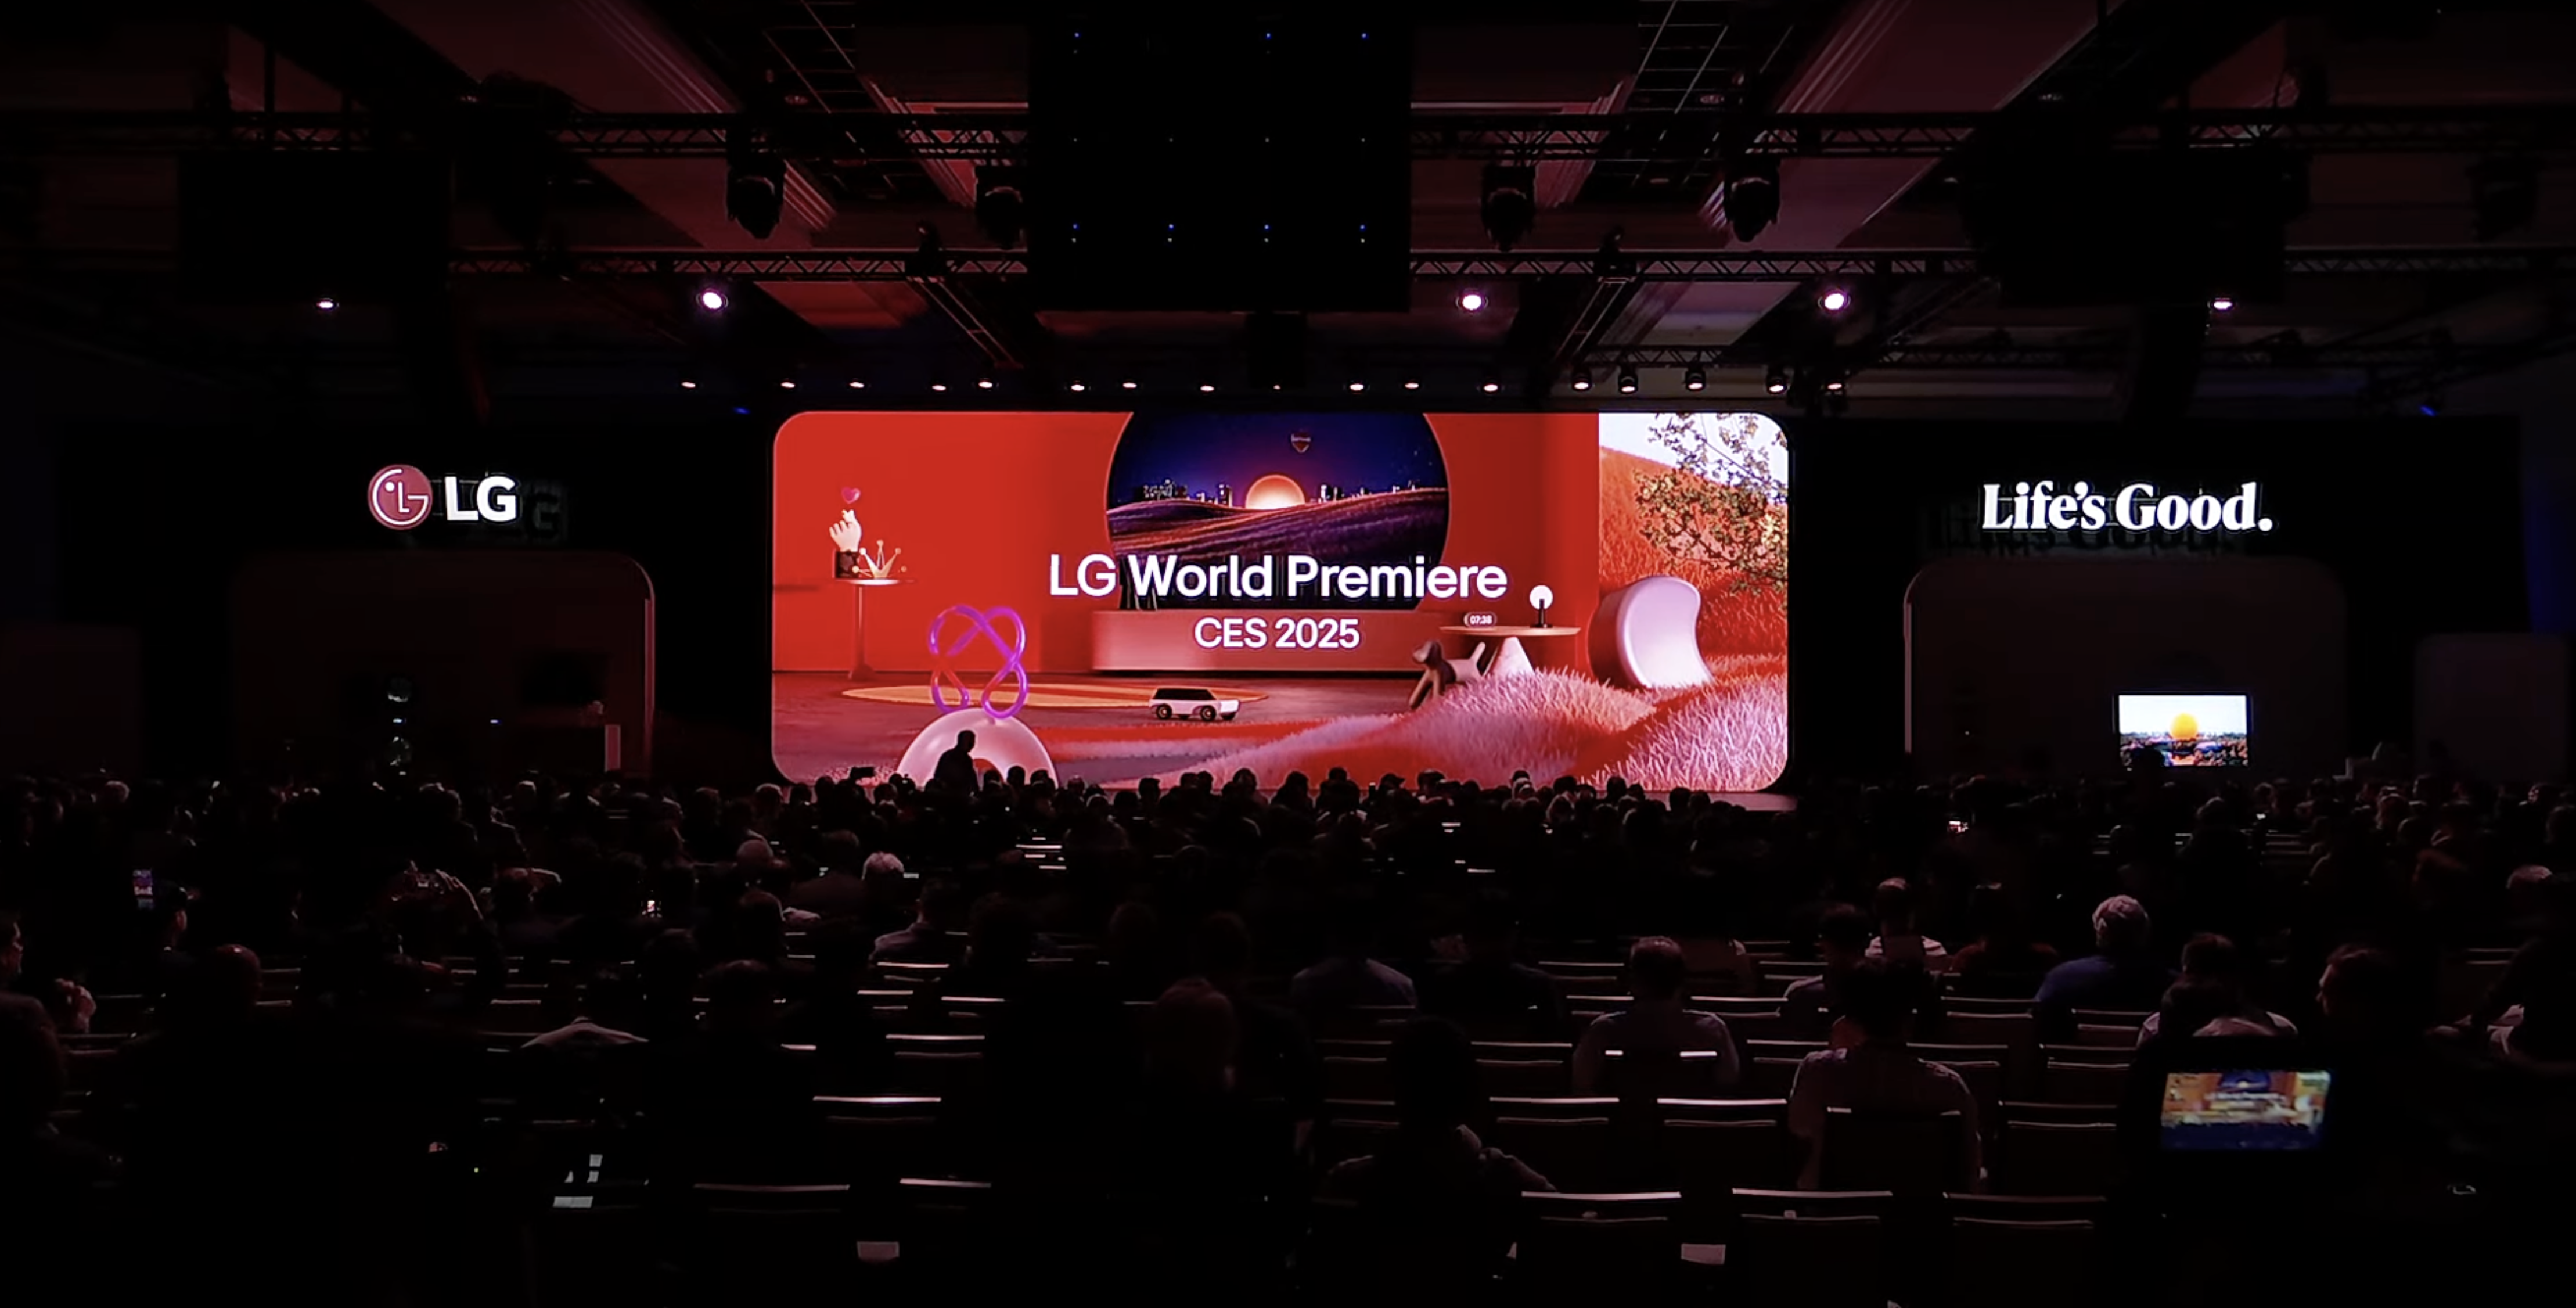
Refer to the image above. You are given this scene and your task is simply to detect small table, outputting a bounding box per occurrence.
[1437,624,1582,678]
[843,578,904,679]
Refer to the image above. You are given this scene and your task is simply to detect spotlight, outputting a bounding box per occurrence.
[696,288,728,312]
[1720,157,1781,241]
[1402,379,1420,391]
[1684,365,1707,391]
[1121,379,1139,390]
[847,379,866,390]
[930,381,949,393]
[1480,379,1502,394]
[2470,157,2539,243]
[907,222,948,278]
[779,378,796,389]
[1765,364,1789,395]
[1616,366,1638,395]
[679,378,697,390]
[976,377,995,390]
[2208,296,2236,313]
[725,152,787,240]
[1480,164,1538,252]
[1199,382,1217,393]
[1348,380,1366,392]
[1457,290,1487,313]
[1571,367,1593,392]
[1825,377,1846,393]
[315,297,340,312]
[1068,381,1087,393]
[1819,289,1851,313]
[973,166,1026,249]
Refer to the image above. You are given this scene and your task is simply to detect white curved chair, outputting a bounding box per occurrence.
[1590,574,1714,690]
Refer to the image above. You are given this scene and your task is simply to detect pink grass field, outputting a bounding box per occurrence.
[1146,664,1786,790]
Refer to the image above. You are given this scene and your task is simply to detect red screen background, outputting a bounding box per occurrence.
[772,411,1604,674]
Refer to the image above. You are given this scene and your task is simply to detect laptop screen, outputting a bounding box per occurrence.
[2158,1069,2332,1152]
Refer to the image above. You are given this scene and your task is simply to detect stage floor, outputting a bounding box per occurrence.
[772,671,1790,807]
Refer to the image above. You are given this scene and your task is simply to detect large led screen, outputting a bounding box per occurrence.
[773,411,1787,790]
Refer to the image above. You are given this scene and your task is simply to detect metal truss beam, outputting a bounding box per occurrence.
[429,247,2568,281]
[14,246,2563,283]
[6,106,2572,162]
[1581,339,2546,373]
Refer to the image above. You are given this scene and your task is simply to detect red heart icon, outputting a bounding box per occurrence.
[839,487,862,505]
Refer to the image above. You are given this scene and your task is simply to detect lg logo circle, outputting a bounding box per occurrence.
[369,465,434,530]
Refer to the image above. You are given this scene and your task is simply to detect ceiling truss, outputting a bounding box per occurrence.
[7,106,2572,162]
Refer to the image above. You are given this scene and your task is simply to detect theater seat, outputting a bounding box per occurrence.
[1590,574,1715,690]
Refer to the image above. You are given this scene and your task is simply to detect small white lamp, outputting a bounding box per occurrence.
[1530,584,1555,628]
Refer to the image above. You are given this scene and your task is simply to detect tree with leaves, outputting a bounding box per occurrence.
[1633,411,1789,596]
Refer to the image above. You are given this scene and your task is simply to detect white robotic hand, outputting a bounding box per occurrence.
[828,508,864,553]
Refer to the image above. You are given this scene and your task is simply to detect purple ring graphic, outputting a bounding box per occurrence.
[926,604,1031,721]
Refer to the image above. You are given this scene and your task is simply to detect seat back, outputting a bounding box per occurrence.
[1996,1120,2122,1197]
[1488,1116,1615,1192]
[1948,1217,2103,1305]
[1516,1191,1686,1289]
[1730,1213,1888,1308]
[1819,1108,1968,1195]
[1603,1047,1730,1099]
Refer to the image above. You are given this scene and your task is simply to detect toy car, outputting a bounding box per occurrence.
[1150,687,1239,721]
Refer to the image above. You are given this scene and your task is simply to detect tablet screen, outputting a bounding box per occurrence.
[2159,1069,2331,1151]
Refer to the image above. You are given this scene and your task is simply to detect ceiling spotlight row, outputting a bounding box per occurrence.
[680,375,1511,395]
[685,368,1846,398]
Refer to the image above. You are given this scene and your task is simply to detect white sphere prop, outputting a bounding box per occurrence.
[894,706,1055,785]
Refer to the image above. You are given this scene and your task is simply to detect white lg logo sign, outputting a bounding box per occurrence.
[368,465,520,530]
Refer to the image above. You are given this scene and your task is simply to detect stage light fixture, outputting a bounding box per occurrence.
[1480,164,1538,252]
[929,380,949,393]
[1068,381,1087,392]
[1819,289,1851,313]
[1616,366,1638,394]
[2209,295,2236,312]
[976,377,995,390]
[1458,290,1487,312]
[973,166,1027,249]
[1684,366,1707,391]
[679,378,697,390]
[1403,379,1420,390]
[1121,380,1139,390]
[1199,382,1217,393]
[1720,157,1781,241]
[779,378,796,389]
[847,379,866,390]
[697,287,727,312]
[1571,367,1593,392]
[1480,379,1502,393]
[2470,157,2539,243]
[315,297,340,312]
[1825,377,1846,393]
[1765,364,1789,395]
[725,152,788,240]
[1348,381,1366,392]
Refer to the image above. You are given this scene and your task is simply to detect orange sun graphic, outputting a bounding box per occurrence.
[1243,473,1305,510]
[2169,712,2200,741]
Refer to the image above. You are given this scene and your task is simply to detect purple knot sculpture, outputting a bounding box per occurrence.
[927,604,1030,721]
